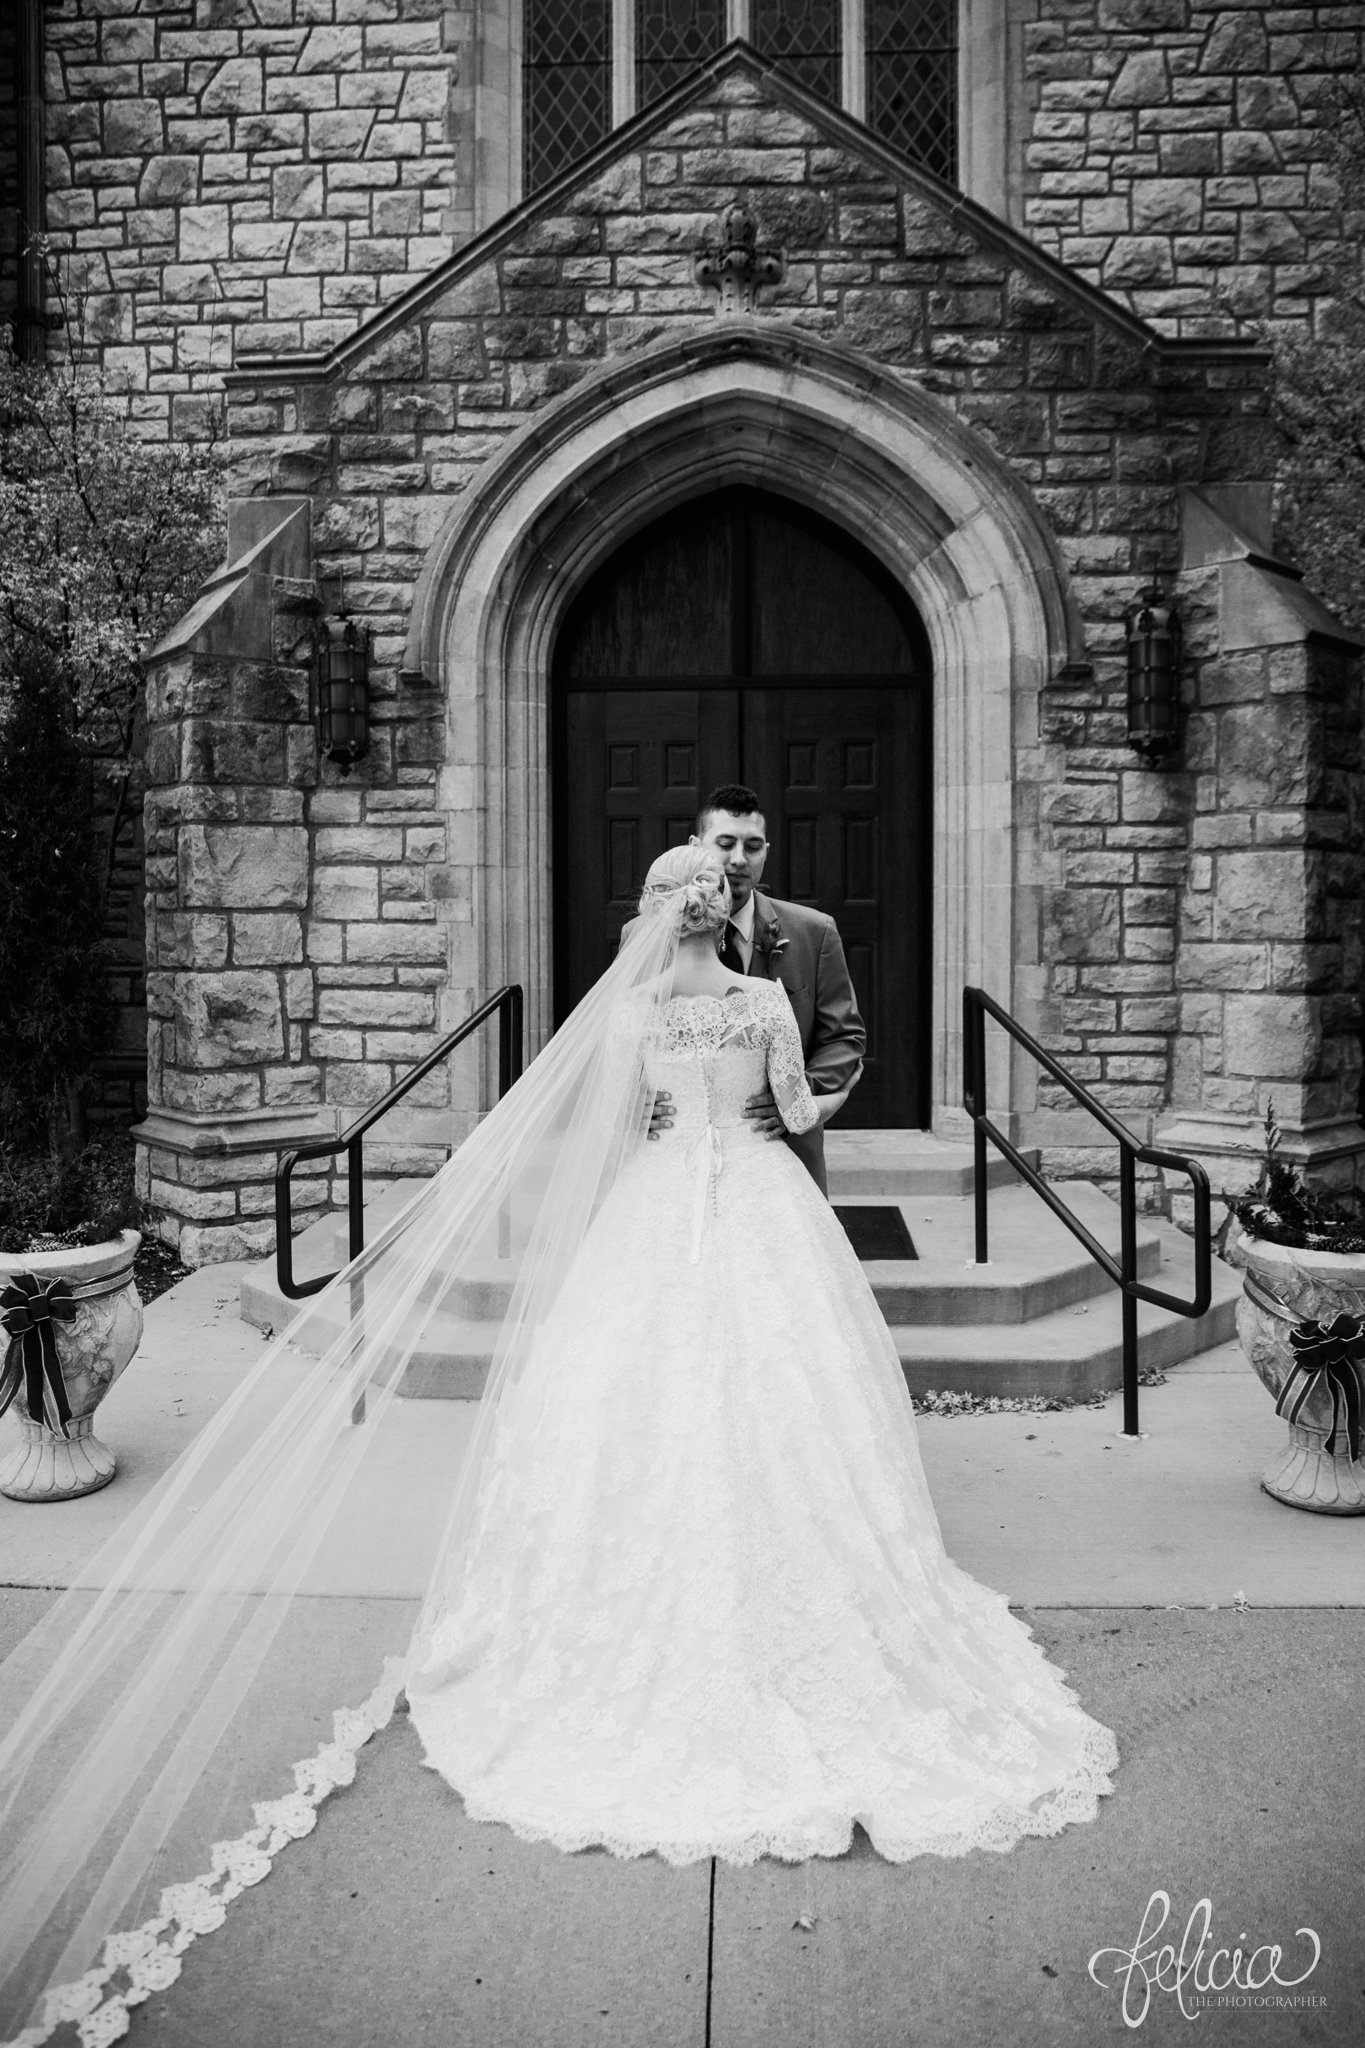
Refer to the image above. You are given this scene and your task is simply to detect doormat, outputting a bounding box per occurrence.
[833,1206,918,1261]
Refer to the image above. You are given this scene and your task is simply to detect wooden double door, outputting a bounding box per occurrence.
[551,489,932,1129]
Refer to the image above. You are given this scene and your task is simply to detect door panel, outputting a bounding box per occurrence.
[748,504,916,677]
[557,503,733,679]
[553,489,931,1124]
[743,685,925,1128]
[560,687,739,1008]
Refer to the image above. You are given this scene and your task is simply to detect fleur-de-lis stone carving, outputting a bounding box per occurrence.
[694,205,786,315]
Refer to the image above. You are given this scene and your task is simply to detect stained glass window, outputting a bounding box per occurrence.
[866,0,957,181]
[753,0,841,107]
[524,0,612,194]
[637,0,727,113]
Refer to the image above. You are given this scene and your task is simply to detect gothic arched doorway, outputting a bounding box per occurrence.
[551,487,932,1128]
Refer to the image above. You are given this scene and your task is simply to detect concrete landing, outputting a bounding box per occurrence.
[823,1128,1035,1197]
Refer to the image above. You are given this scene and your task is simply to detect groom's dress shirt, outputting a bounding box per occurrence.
[725,895,756,972]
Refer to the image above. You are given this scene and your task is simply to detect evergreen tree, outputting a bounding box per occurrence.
[0,271,223,1152]
[0,650,111,1154]
[0,284,224,922]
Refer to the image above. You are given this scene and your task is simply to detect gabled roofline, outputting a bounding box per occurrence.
[228,40,1269,390]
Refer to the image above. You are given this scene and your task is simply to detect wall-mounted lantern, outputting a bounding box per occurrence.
[1124,585,1181,760]
[318,614,369,771]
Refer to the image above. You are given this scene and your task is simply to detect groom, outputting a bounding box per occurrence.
[641,783,867,1196]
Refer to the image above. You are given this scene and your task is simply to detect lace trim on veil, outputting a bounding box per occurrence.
[5,1660,407,2048]
[9,1608,1118,2045]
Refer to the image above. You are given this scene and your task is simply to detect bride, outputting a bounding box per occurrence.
[0,845,1116,2044]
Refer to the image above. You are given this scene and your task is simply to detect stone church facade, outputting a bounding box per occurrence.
[2,3,1363,1262]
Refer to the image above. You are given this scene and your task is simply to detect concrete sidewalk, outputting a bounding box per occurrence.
[3,1265,1357,1608]
[2,1265,1362,2045]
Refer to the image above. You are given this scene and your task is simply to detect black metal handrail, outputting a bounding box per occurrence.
[963,985,1211,1437]
[275,984,524,1301]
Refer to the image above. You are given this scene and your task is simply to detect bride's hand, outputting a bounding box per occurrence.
[743,1086,786,1138]
[646,1090,674,1140]
[810,1086,851,1127]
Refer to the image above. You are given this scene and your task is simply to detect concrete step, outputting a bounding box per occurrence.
[242,1174,1240,1403]
[252,1236,1239,1406]
[889,1230,1242,1401]
[836,1184,1163,1324]
[239,1178,428,1333]
[243,1182,1160,1338]
[824,1130,1033,1197]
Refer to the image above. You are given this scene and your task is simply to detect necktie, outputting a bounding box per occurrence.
[719,922,745,975]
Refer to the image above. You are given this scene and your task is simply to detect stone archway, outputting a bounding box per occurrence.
[404,320,1083,1133]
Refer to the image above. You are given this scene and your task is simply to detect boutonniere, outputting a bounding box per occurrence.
[757,914,788,959]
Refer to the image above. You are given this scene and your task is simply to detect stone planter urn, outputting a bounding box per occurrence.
[1231,1229,1365,1516]
[0,1230,143,1502]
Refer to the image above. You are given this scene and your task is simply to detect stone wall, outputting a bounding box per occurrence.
[130,53,1345,1259]
[1017,0,1365,338]
[10,1,1362,422]
[3,28,1357,1248]
[137,501,465,1260]
[1171,627,1364,1171]
[1033,488,1364,1211]
[1160,506,1365,1210]
[36,0,463,436]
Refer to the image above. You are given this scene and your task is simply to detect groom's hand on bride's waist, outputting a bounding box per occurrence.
[646,1091,674,1139]
[743,1087,786,1138]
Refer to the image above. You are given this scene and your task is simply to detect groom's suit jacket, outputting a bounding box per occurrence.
[737,890,866,1196]
[621,889,866,1196]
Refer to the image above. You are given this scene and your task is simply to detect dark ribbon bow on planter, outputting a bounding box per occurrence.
[0,1273,77,1439]
[1275,1314,1365,1464]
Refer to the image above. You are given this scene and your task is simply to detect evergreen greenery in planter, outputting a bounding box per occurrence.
[1227,1109,1365,1256]
[0,1137,143,1257]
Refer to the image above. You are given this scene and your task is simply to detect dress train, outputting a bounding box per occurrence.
[406,986,1118,1864]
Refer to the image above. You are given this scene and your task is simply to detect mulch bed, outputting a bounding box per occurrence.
[133,1236,192,1304]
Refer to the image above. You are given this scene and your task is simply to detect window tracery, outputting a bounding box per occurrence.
[524,0,613,193]
[637,0,728,113]
[521,0,959,195]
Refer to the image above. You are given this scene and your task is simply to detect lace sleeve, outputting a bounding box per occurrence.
[763,985,820,1135]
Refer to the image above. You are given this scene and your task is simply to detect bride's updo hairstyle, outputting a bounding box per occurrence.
[638,843,731,937]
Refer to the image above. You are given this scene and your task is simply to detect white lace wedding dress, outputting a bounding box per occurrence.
[406,983,1118,1865]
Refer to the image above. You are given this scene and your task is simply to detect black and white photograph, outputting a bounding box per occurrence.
[1,2,1362,2042]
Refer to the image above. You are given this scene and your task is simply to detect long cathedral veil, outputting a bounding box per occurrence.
[0,864,704,2045]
